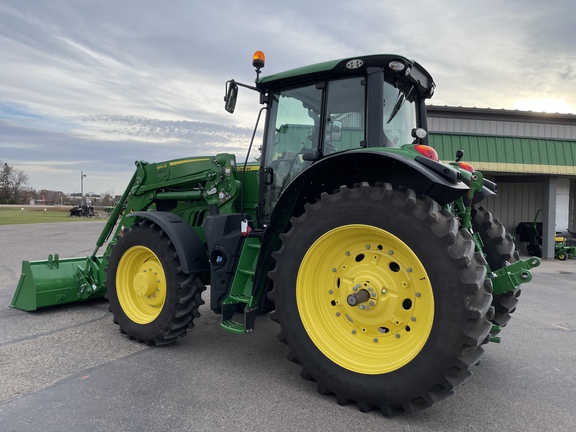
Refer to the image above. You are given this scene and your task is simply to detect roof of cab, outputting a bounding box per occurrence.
[256,54,435,97]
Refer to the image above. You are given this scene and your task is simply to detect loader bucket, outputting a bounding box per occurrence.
[10,254,106,311]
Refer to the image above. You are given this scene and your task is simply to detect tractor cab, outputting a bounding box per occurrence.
[226,52,437,221]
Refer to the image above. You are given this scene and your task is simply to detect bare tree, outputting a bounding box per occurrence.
[0,160,29,204]
[0,162,12,203]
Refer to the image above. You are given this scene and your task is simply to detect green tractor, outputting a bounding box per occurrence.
[11,51,539,415]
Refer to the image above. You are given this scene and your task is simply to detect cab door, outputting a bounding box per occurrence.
[260,84,323,221]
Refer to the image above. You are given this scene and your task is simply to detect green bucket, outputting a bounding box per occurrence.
[10,254,106,311]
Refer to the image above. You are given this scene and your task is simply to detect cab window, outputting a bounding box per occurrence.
[262,84,322,218]
[324,77,366,154]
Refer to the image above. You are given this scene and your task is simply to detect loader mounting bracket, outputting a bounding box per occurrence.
[490,256,540,296]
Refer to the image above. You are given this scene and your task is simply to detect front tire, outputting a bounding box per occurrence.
[270,183,492,415]
[106,221,206,345]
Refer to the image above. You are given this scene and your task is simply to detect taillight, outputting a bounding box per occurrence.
[457,161,475,173]
[414,145,439,162]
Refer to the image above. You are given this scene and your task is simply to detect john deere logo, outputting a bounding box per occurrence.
[346,59,364,69]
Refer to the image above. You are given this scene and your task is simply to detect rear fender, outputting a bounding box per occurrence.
[128,211,209,274]
[473,177,497,204]
[253,151,468,306]
[269,150,469,232]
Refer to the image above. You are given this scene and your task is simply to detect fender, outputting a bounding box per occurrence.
[127,211,209,274]
[269,150,469,231]
[472,177,497,204]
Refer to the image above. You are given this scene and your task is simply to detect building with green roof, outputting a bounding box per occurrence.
[428,106,576,259]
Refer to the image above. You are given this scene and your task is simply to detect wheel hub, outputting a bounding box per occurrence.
[296,224,434,374]
[335,252,417,335]
[116,245,167,324]
[346,289,371,306]
[133,269,158,297]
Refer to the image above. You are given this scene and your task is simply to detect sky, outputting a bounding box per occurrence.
[1,0,576,196]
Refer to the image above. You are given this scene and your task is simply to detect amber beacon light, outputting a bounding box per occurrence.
[252,51,266,69]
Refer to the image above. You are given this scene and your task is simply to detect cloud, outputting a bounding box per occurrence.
[0,115,258,193]
[1,0,575,194]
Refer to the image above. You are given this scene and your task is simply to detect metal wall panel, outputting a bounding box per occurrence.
[430,133,576,170]
[480,182,545,251]
[428,117,576,140]
[571,180,576,230]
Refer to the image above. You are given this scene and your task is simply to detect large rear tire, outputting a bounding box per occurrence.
[106,221,206,345]
[472,206,521,331]
[269,183,492,415]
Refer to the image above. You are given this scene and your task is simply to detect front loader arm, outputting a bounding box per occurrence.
[78,153,244,295]
[11,154,243,311]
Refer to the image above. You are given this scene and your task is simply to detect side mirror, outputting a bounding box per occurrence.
[274,125,288,145]
[224,81,238,113]
[331,120,343,142]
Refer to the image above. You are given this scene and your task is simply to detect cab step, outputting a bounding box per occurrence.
[220,235,261,334]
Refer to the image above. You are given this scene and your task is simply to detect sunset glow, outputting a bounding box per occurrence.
[514,99,574,114]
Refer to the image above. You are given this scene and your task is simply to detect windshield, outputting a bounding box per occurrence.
[383,81,417,147]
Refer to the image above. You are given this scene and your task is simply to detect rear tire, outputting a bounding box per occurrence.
[106,221,205,345]
[269,183,492,415]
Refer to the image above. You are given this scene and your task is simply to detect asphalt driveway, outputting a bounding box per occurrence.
[1,221,575,431]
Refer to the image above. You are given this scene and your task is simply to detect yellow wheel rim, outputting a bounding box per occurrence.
[116,245,167,324]
[296,224,434,375]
